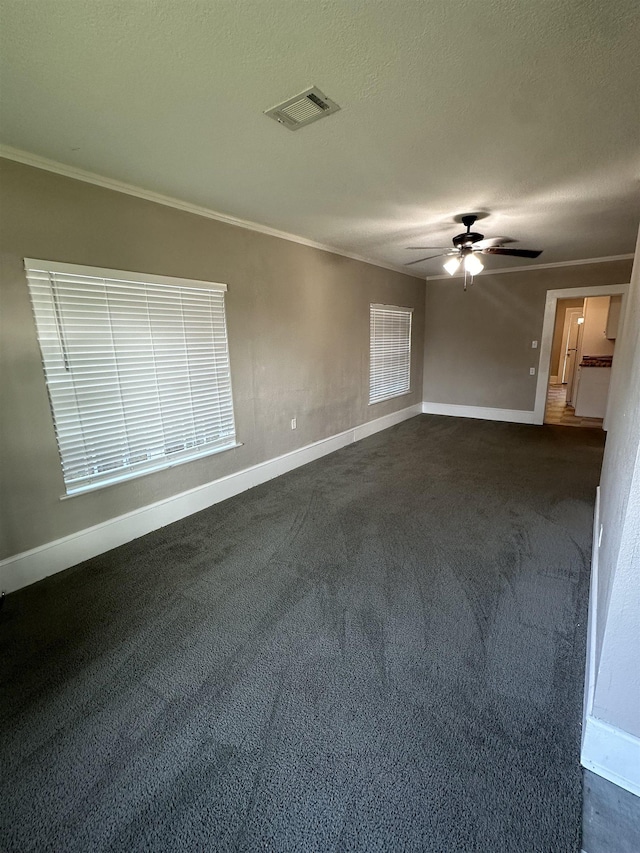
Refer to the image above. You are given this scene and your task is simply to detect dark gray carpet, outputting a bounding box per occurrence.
[0,415,604,852]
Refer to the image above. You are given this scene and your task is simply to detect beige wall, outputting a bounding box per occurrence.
[0,158,425,559]
[550,298,584,378]
[422,260,632,411]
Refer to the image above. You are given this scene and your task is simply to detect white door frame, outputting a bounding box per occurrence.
[534,284,629,425]
[558,307,581,384]
[563,308,585,404]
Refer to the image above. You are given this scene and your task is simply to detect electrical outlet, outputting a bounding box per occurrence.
[529,367,536,375]
[290,418,296,430]
[532,340,538,348]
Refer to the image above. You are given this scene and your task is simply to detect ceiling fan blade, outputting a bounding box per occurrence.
[406,246,451,250]
[480,247,542,258]
[405,253,447,265]
[473,237,516,249]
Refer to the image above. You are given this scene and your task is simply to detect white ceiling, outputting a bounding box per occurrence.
[1,0,639,276]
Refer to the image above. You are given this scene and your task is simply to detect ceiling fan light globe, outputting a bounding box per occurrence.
[464,254,484,276]
[443,257,461,276]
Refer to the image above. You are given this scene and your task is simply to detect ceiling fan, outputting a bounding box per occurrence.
[406,214,542,284]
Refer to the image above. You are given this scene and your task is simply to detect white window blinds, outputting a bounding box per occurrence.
[25,259,237,495]
[369,303,413,404]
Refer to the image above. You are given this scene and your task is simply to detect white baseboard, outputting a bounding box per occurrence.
[582,716,640,799]
[0,403,421,593]
[422,401,535,424]
[581,485,640,798]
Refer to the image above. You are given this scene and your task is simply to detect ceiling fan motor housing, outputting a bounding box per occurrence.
[453,213,483,248]
[453,231,484,248]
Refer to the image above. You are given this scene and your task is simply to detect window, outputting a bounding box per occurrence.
[369,303,413,404]
[25,259,238,496]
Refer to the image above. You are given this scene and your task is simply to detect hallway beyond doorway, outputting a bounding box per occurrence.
[544,382,604,428]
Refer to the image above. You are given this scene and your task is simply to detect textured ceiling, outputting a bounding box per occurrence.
[1,0,639,276]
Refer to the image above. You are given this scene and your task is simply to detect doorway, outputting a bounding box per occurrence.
[559,305,584,402]
[544,300,595,426]
[534,284,628,428]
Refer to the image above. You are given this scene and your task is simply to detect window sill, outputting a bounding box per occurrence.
[60,441,244,499]
[368,390,412,406]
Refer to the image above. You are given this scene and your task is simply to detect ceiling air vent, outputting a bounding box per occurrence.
[265,87,340,131]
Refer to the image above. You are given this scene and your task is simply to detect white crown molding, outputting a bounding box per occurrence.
[0,145,417,279]
[0,403,421,594]
[425,254,634,280]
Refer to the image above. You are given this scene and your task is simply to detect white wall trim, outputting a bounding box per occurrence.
[421,401,535,424]
[0,404,421,594]
[582,716,640,799]
[581,485,640,798]
[426,254,634,280]
[533,284,630,425]
[0,145,415,279]
[583,486,600,735]
[2,147,633,284]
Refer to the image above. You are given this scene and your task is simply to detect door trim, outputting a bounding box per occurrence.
[563,308,584,405]
[534,284,629,426]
